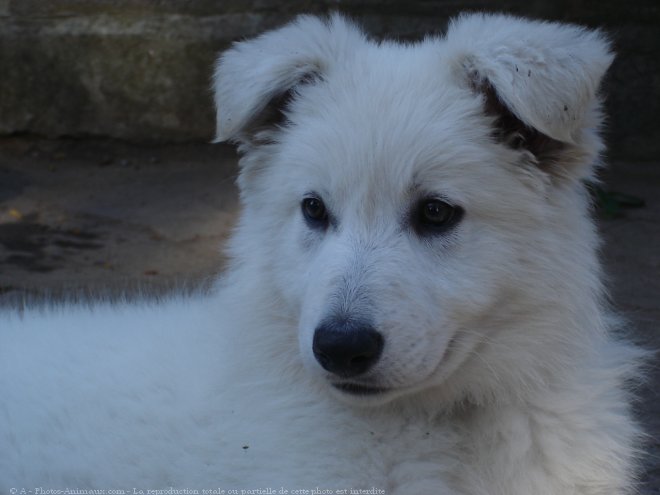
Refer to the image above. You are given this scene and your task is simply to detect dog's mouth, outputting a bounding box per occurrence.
[331,382,388,396]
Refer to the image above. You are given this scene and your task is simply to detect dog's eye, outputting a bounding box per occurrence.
[414,198,463,235]
[301,196,329,228]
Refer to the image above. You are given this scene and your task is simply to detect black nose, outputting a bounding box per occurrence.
[312,319,384,378]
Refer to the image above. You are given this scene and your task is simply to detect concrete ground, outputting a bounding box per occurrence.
[0,137,239,298]
[0,137,658,491]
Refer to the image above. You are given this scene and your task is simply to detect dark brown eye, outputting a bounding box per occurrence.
[301,196,329,228]
[414,198,463,235]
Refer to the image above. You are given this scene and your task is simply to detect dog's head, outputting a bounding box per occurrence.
[213,14,613,406]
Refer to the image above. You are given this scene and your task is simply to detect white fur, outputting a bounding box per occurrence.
[1,13,645,494]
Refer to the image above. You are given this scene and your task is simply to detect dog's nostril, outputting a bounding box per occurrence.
[350,354,372,367]
[314,349,333,370]
[312,320,384,378]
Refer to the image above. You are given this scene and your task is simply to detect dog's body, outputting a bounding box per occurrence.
[1,13,645,494]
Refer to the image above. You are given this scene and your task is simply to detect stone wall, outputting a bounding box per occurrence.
[1,0,659,158]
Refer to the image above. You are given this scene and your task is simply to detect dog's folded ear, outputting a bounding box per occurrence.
[212,14,363,144]
[446,13,614,177]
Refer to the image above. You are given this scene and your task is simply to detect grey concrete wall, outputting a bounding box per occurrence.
[1,0,659,158]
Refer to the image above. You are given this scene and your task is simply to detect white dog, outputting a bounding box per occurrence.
[1,13,646,495]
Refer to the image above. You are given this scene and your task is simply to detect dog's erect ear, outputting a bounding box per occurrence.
[212,14,364,144]
[446,13,614,177]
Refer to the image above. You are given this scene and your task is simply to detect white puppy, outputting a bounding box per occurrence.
[1,13,646,495]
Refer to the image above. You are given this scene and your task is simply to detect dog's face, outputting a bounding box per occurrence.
[258,79,540,405]
[214,14,612,405]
